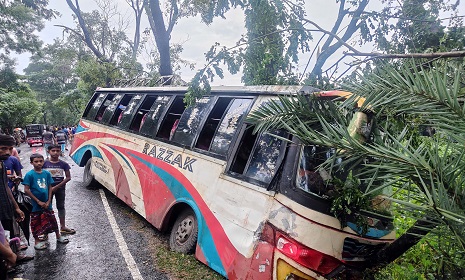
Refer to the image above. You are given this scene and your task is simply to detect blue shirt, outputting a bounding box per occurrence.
[23,170,54,212]
[3,156,22,189]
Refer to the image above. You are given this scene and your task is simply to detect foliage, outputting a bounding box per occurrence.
[366,0,463,53]
[186,0,310,104]
[0,0,56,62]
[24,40,82,125]
[242,0,299,85]
[247,59,465,274]
[330,175,371,234]
[0,87,42,132]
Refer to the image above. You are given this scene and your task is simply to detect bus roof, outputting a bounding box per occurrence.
[94,85,365,107]
[95,85,322,95]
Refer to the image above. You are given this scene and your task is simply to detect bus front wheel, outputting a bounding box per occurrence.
[83,159,98,189]
[169,209,198,254]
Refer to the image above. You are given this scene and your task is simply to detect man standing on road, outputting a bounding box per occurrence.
[0,135,25,235]
[55,127,67,156]
[0,134,33,263]
[42,127,56,158]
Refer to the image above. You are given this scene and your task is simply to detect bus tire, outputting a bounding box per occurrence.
[169,209,198,254]
[83,159,98,189]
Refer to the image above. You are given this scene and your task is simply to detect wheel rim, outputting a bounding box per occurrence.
[175,215,195,245]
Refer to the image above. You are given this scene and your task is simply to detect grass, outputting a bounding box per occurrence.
[118,201,224,280]
[154,241,225,280]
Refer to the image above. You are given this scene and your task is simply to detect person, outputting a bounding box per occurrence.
[13,130,21,147]
[3,154,22,191]
[55,127,67,156]
[62,126,69,151]
[2,154,30,251]
[43,144,75,235]
[10,148,20,162]
[22,153,69,250]
[0,135,32,262]
[42,127,56,158]
[0,222,16,278]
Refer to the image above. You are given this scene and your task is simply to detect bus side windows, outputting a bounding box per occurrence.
[101,94,123,123]
[229,127,286,185]
[83,93,105,119]
[129,96,157,132]
[195,97,233,151]
[156,97,186,140]
[206,98,252,156]
[139,96,172,137]
[95,94,115,122]
[171,97,214,147]
[118,94,143,129]
[109,95,134,126]
[297,145,336,198]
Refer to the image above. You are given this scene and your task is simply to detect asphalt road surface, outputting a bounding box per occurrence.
[9,143,169,280]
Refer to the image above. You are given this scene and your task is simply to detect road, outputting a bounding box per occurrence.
[8,143,170,280]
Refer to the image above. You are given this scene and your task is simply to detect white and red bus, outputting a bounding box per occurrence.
[70,86,396,279]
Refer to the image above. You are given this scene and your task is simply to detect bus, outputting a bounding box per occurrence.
[70,86,397,279]
[25,123,46,147]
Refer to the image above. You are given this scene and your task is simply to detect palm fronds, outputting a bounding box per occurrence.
[248,59,465,251]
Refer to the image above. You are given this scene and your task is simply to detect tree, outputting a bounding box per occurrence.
[242,0,294,85]
[24,39,82,125]
[0,0,56,63]
[0,87,42,132]
[247,59,465,276]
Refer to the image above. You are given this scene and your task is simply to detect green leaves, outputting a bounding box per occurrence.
[249,59,465,260]
[0,88,42,131]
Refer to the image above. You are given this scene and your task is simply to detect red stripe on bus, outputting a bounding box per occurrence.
[100,146,133,208]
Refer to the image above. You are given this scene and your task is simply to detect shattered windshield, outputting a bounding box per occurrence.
[297,145,339,199]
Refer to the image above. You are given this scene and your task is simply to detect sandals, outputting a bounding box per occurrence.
[57,236,69,244]
[34,242,48,250]
[60,228,76,235]
[38,234,48,241]
[17,253,34,263]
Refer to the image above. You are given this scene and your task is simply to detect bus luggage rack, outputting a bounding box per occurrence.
[112,75,187,88]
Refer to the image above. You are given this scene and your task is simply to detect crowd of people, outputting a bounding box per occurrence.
[42,125,76,157]
[0,130,75,278]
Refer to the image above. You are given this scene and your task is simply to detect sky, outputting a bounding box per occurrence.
[14,0,461,86]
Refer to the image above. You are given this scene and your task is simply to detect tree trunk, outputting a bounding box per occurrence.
[147,0,173,83]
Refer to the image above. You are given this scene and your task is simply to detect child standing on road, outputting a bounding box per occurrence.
[43,144,75,235]
[23,153,69,250]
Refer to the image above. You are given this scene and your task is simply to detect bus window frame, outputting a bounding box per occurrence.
[85,92,111,121]
[193,96,255,159]
[140,95,176,139]
[127,94,158,133]
[225,124,289,188]
[83,92,104,119]
[117,94,146,130]
[100,93,125,124]
[278,136,332,214]
[109,94,137,126]
[155,95,185,141]
[171,96,218,148]
[94,93,116,122]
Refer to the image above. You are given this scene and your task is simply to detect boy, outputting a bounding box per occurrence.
[23,153,69,250]
[43,144,75,235]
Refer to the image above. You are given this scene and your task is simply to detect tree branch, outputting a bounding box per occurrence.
[54,24,85,41]
[65,0,107,61]
[346,51,465,59]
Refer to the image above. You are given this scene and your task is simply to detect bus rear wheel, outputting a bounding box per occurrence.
[169,209,198,254]
[83,159,98,189]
